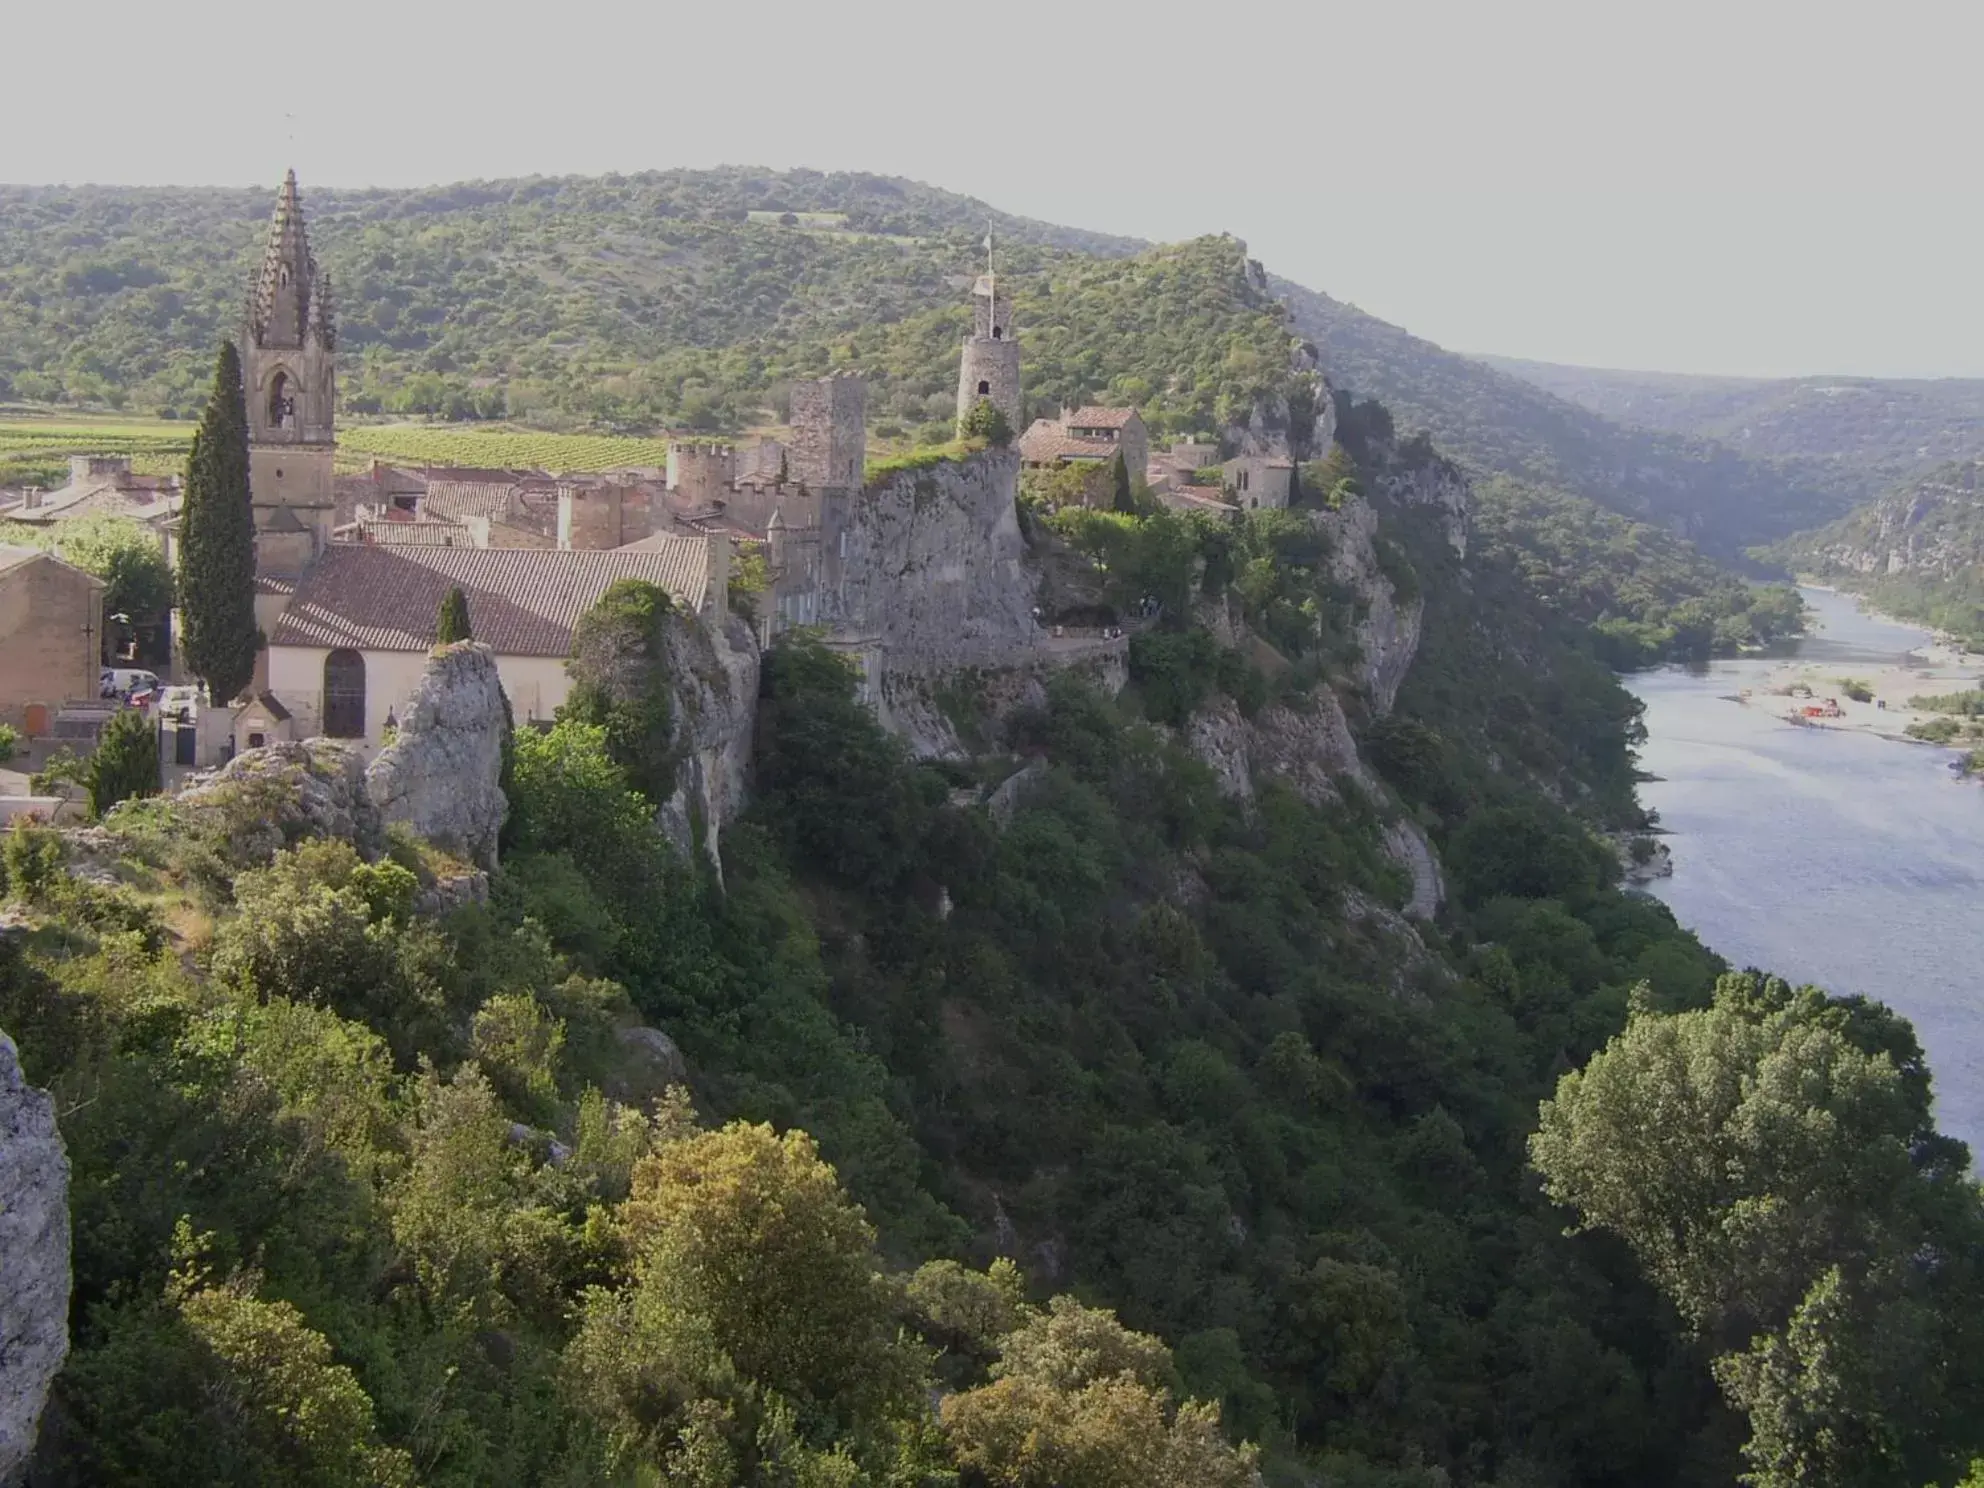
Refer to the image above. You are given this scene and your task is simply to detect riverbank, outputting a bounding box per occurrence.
[1730,587,1982,743]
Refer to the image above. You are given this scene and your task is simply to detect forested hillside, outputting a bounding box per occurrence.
[1769,459,1984,643]
[1484,354,1984,492]
[1273,279,1857,553]
[11,397,1984,1485]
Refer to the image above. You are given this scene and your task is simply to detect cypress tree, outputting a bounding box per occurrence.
[179,341,262,705]
[1110,450,1137,514]
[436,586,473,644]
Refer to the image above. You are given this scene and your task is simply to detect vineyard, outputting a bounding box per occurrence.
[0,416,194,485]
[0,416,682,486]
[335,424,677,472]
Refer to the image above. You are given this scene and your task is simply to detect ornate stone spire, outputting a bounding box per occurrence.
[247,169,327,351]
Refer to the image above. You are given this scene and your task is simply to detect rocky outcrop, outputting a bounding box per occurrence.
[1187,691,1375,808]
[1373,455,1471,559]
[1316,497,1423,716]
[365,643,509,869]
[0,1030,68,1485]
[655,610,760,870]
[176,738,383,863]
[826,449,1040,674]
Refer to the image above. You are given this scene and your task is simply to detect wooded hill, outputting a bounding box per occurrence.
[2,167,1856,556]
[1767,458,1984,643]
[1484,354,1984,497]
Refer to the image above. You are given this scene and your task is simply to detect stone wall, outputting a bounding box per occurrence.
[667,442,735,508]
[956,337,1023,434]
[789,376,866,491]
[558,483,651,550]
[0,552,103,732]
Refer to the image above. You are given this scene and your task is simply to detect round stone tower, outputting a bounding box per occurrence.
[955,273,1022,434]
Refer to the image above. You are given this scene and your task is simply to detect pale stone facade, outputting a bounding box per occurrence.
[244,171,337,584]
[0,547,105,733]
[789,375,866,491]
[1222,454,1295,511]
[955,274,1023,433]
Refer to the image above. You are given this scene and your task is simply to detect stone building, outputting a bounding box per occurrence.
[1016,406,1150,506]
[0,546,105,735]
[1222,454,1295,511]
[0,456,181,531]
[244,170,338,591]
[264,539,723,751]
[955,273,1022,433]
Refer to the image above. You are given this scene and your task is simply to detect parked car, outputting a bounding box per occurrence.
[157,686,200,722]
[100,667,161,700]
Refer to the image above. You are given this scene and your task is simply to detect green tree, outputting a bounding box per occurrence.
[1530,973,1984,1486]
[435,585,472,644]
[941,1297,1262,1488]
[561,579,677,805]
[178,341,261,704]
[1110,450,1136,513]
[87,708,161,818]
[961,397,1013,446]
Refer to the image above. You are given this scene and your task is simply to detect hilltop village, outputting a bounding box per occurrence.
[0,172,1324,770]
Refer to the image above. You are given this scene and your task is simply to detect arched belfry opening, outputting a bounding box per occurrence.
[323,648,366,738]
[269,370,296,430]
[977,380,991,396]
[992,325,1003,339]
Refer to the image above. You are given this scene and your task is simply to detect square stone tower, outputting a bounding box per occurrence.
[789,375,866,491]
[243,170,337,581]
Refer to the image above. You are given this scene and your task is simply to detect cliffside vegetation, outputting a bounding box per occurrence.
[1768,460,1984,645]
[7,408,1977,1485]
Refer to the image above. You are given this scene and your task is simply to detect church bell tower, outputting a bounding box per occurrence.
[243,169,336,581]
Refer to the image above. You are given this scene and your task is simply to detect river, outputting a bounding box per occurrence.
[1628,587,1984,1151]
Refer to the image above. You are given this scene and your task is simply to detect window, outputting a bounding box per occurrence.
[269,370,296,430]
[978,380,990,396]
[992,326,1003,339]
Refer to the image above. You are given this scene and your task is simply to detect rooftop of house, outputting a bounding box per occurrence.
[1065,406,1141,430]
[1018,422,1121,465]
[420,480,524,521]
[0,472,183,526]
[268,540,711,656]
[0,544,103,584]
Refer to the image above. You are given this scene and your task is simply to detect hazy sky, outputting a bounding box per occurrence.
[10,0,1983,380]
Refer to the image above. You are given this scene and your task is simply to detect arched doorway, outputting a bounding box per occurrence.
[323,649,366,738]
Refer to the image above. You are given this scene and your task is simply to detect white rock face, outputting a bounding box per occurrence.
[365,643,509,869]
[1317,497,1424,717]
[0,1030,69,1484]
[655,611,761,872]
[1187,691,1375,808]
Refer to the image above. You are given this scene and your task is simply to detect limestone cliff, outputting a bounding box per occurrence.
[365,643,510,869]
[824,449,1039,672]
[1780,459,1984,581]
[0,1026,68,1486]
[175,738,384,864]
[656,610,760,869]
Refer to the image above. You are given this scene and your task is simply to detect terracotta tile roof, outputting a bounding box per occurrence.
[1066,406,1139,430]
[1018,428,1118,465]
[421,480,522,521]
[269,542,710,656]
[1158,488,1239,514]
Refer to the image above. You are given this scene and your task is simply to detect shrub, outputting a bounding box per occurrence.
[88,708,161,819]
[0,724,17,764]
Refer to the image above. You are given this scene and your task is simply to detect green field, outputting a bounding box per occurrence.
[0,415,679,482]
